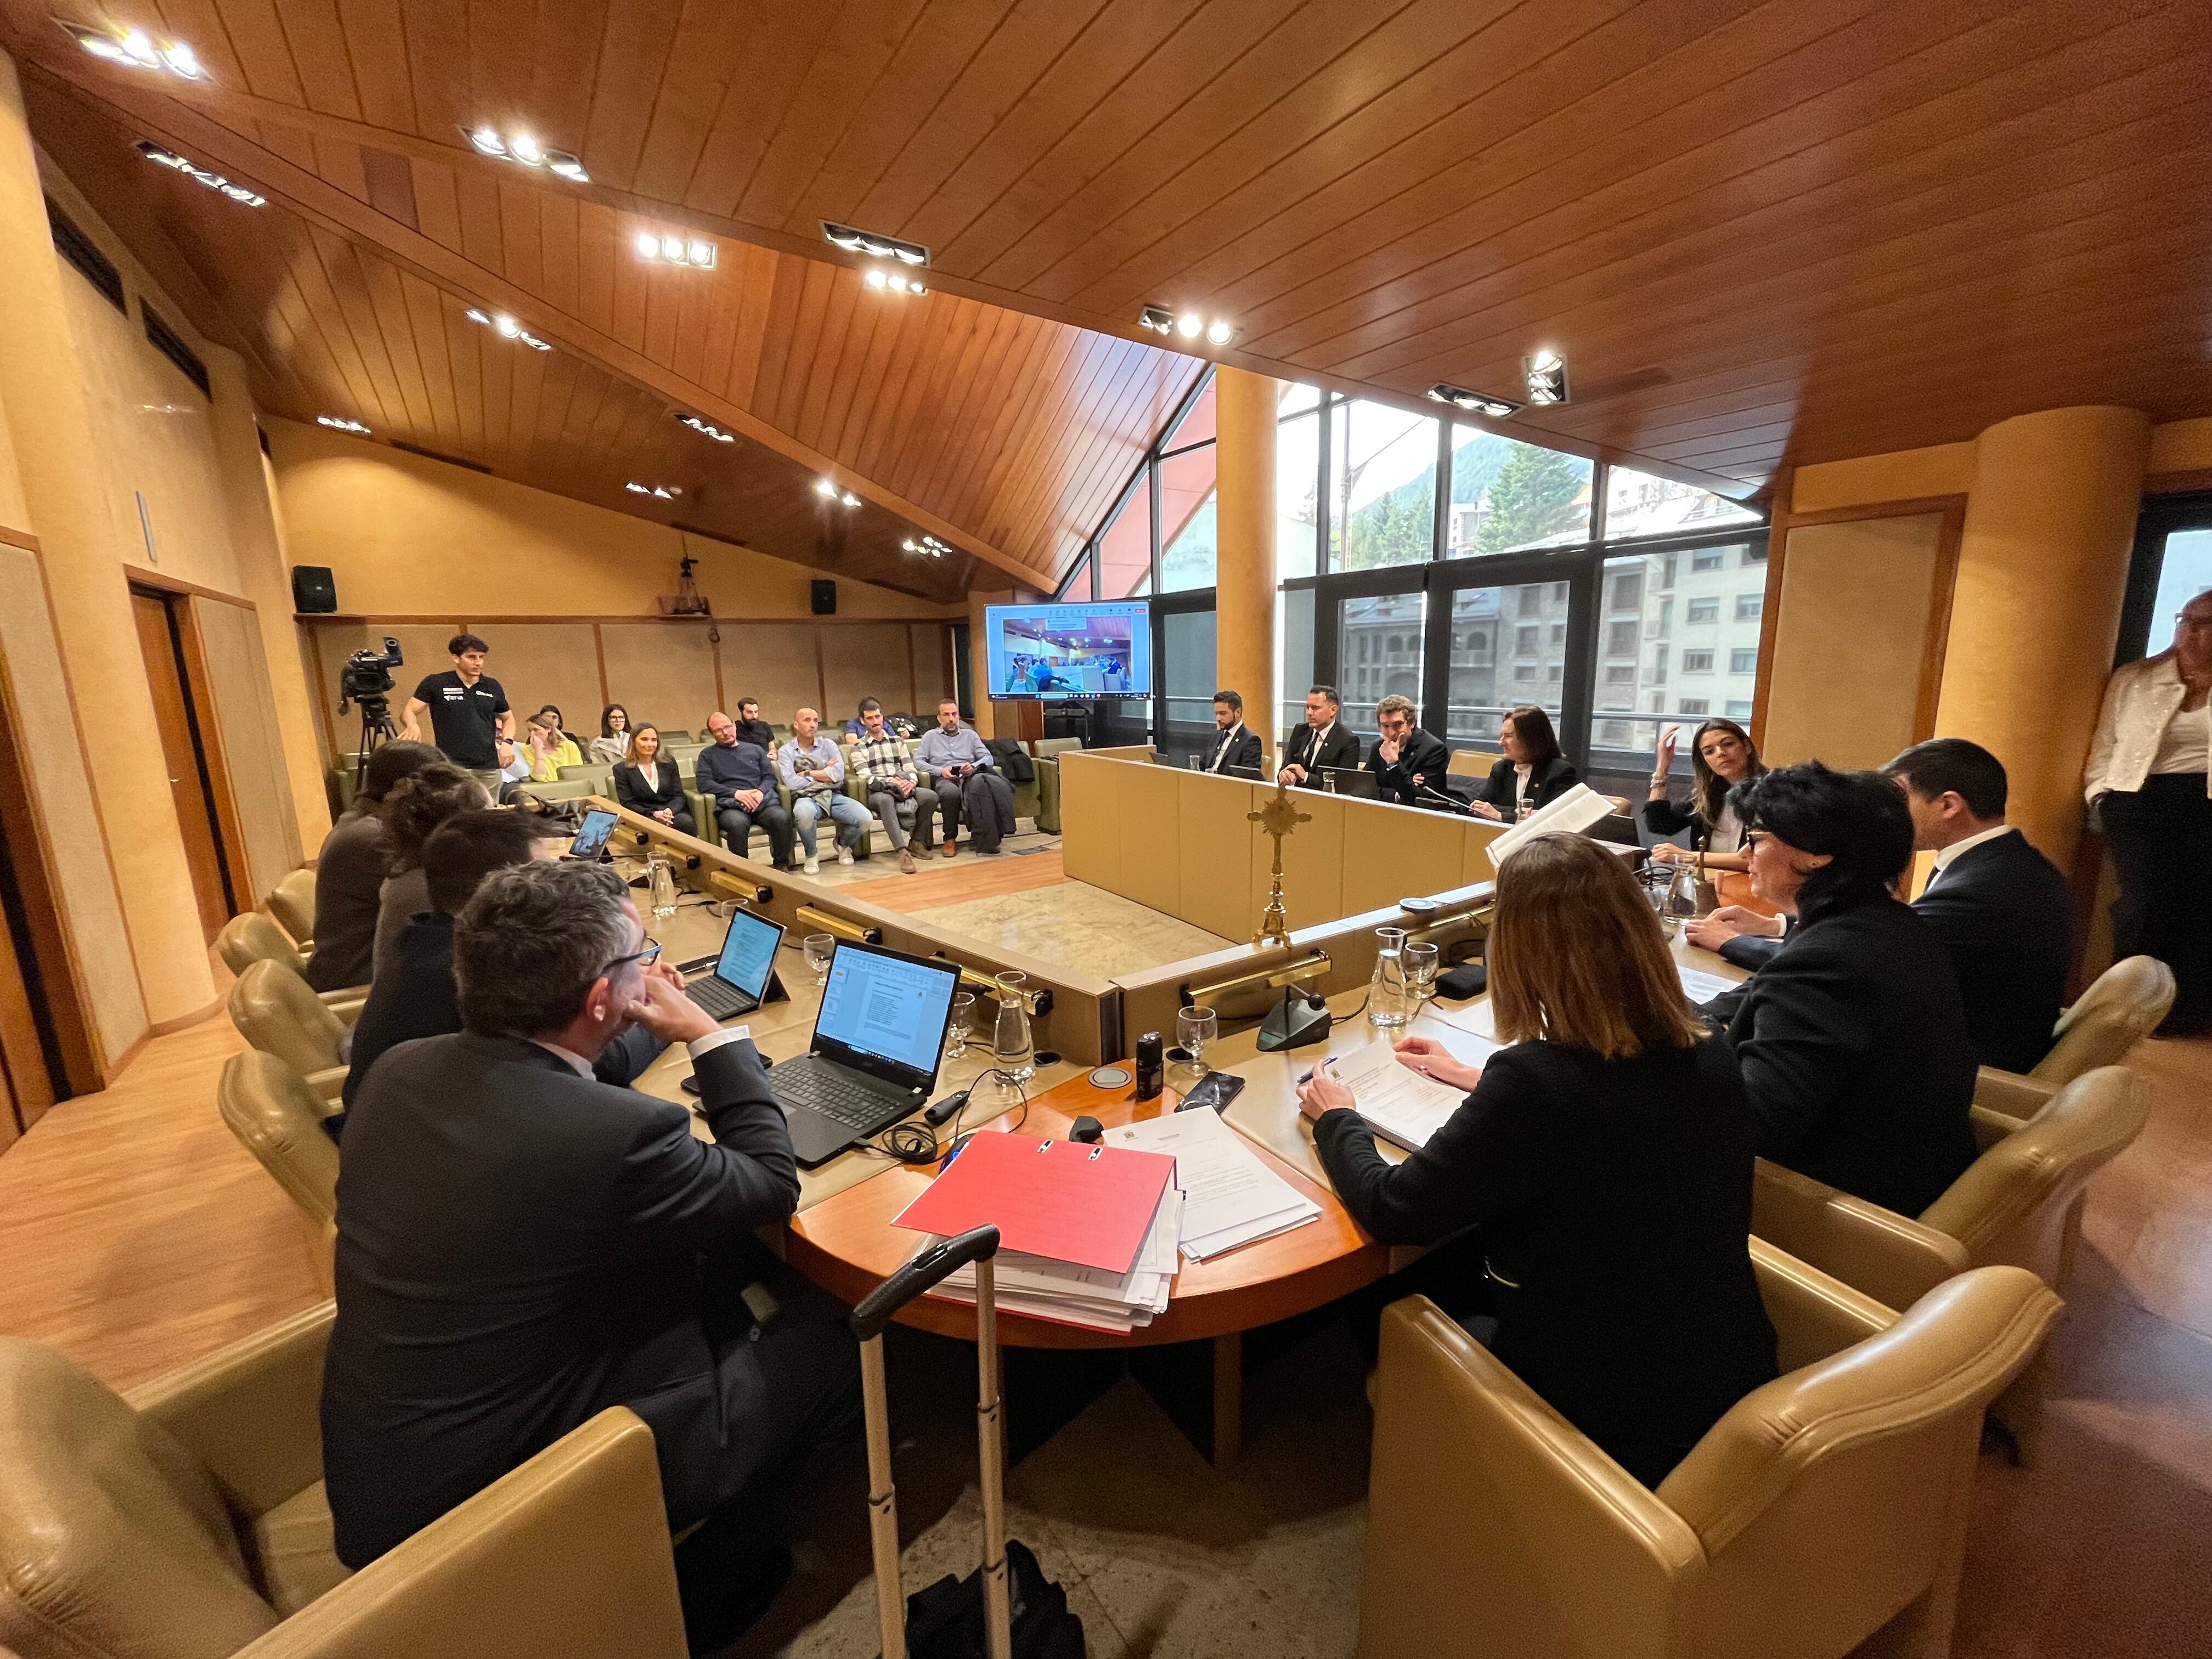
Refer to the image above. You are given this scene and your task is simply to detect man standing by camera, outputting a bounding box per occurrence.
[402,633,512,795]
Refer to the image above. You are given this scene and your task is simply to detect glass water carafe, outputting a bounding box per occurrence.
[992,970,1035,1082]
[1368,926,1412,1029]
[647,850,679,919]
[1666,854,1711,922]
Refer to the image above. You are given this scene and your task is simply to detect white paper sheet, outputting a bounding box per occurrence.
[1325,1041,1470,1152]
[1487,783,1617,868]
[1678,965,1739,1004]
[1104,1108,1322,1261]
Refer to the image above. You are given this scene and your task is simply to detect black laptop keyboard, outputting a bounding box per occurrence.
[773,1060,908,1131]
[686,977,749,1020]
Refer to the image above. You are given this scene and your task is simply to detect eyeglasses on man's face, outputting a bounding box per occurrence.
[595,937,662,980]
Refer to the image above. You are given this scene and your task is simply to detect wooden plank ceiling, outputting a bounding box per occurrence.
[7,0,2209,581]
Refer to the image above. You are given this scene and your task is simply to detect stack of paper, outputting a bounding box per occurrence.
[1677,964,1738,1004]
[1325,1036,1497,1151]
[923,1187,1183,1334]
[1487,783,1617,868]
[1105,1107,1322,1261]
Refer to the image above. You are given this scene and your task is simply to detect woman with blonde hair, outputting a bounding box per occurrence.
[1297,832,1776,1487]
[521,710,579,782]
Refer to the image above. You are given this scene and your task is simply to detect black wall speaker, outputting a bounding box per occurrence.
[810,579,837,616]
[292,565,337,613]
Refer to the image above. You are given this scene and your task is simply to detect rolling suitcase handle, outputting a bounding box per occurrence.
[850,1224,1011,1659]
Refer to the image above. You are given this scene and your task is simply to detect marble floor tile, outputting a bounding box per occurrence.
[914,883,1231,979]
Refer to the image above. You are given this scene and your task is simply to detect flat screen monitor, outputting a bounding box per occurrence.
[983,600,1152,700]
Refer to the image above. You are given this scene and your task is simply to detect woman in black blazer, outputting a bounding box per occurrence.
[1299,834,1778,1488]
[1700,762,1979,1217]
[611,725,695,834]
[1470,702,1579,820]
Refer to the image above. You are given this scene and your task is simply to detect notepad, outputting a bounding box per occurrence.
[891,1131,1177,1275]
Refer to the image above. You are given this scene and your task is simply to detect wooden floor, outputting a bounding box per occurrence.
[828,845,1070,915]
[3,913,2210,1656]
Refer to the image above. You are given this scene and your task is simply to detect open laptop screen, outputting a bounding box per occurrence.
[568,809,619,859]
[815,943,960,1080]
[714,906,783,1001]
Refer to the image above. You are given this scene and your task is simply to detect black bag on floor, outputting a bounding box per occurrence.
[854,1227,1086,1659]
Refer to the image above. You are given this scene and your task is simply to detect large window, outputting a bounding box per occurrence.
[1446,581,1563,746]
[1329,399,1437,571]
[1605,465,1764,540]
[1339,590,1427,737]
[1098,473,1152,599]
[1447,425,1593,557]
[1587,542,1765,769]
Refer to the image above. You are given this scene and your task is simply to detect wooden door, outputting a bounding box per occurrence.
[131,590,234,942]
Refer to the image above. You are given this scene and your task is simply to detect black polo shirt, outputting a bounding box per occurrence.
[413,671,508,767]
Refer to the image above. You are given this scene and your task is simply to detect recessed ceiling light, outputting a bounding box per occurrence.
[458,125,586,183]
[1176,313,1203,340]
[135,140,266,206]
[317,415,370,434]
[861,262,924,296]
[675,413,735,443]
[1138,306,1176,334]
[1523,350,1570,405]
[814,478,838,499]
[841,492,860,507]
[821,220,929,267]
[463,307,551,349]
[625,481,682,499]
[1426,381,1522,420]
[59,19,206,78]
[1205,319,1235,347]
[635,228,716,269]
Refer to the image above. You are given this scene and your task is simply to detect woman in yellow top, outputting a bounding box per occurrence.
[521,712,582,782]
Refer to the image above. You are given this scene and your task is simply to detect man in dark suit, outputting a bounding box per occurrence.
[1199,689,1264,775]
[1276,684,1361,789]
[323,859,859,1639]
[1692,740,2071,1075]
[1363,693,1454,808]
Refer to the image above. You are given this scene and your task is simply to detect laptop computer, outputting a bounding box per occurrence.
[770,940,962,1167]
[566,808,619,860]
[1317,765,1381,799]
[685,905,786,1022]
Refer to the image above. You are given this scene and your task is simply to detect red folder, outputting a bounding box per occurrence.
[892,1132,1176,1275]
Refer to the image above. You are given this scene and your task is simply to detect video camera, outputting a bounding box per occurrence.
[337,637,404,714]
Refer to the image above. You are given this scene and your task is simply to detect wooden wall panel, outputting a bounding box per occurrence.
[1341,805,1469,917]
[1056,753,1120,892]
[717,622,822,725]
[1115,764,1182,918]
[909,623,952,714]
[1176,774,1257,944]
[596,621,718,736]
[821,622,913,725]
[1256,786,1346,934]
[465,622,603,737]
[191,599,304,900]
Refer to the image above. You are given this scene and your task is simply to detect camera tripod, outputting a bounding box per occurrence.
[348,695,398,794]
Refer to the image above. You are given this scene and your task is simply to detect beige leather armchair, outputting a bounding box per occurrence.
[219,1051,340,1228]
[219,915,366,1013]
[228,961,350,1102]
[268,871,318,946]
[1968,955,2175,1122]
[1357,1252,2059,1659]
[0,1305,687,1659]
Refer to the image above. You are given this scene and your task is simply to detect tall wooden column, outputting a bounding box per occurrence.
[1214,367,1279,757]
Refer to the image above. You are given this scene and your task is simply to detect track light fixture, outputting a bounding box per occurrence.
[625,482,682,499]
[635,230,715,268]
[1138,306,1176,334]
[136,141,264,206]
[901,534,951,558]
[59,20,204,78]
[317,415,370,435]
[462,308,551,349]
[675,413,735,443]
[814,478,860,506]
[1425,382,1522,420]
[1523,350,1570,405]
[1139,306,1234,347]
[861,264,926,295]
[462,126,588,182]
[821,221,929,267]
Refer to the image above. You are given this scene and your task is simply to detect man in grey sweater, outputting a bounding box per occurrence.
[913,700,1017,856]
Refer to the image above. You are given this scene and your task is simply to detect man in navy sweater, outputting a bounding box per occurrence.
[697,710,797,868]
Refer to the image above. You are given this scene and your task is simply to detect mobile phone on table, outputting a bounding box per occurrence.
[1178,1071,1246,1113]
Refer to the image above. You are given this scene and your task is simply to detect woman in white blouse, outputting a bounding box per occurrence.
[590,703,633,766]
[1643,717,1767,873]
[2085,589,2212,1034]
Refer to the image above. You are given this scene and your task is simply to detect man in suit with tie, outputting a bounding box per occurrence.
[1277,684,1362,789]
[1364,693,1454,808]
[1691,739,2070,1074]
[1199,689,1263,775]
[323,859,860,1643]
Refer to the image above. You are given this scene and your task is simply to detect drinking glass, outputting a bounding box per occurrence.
[1176,1006,1217,1073]
[992,970,1035,1083]
[1403,942,1440,1010]
[944,992,975,1062]
[803,933,836,988]
[1187,754,1201,771]
[1368,927,1411,1029]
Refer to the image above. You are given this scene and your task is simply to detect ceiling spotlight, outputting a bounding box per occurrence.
[902,538,917,551]
[463,308,551,350]
[136,141,266,206]
[459,126,588,183]
[821,220,929,268]
[625,481,681,499]
[1426,381,1522,420]
[60,20,206,78]
[464,308,490,324]
[1523,349,1570,405]
[1138,305,1176,335]
[317,415,370,435]
[661,235,684,261]
[1176,313,1204,339]
[1205,319,1235,347]
[675,413,735,442]
[902,532,951,558]
[493,314,520,337]
[865,269,887,289]
[860,262,924,296]
[634,231,659,258]
[841,492,860,507]
[635,229,715,268]
[687,241,713,267]
[814,478,838,499]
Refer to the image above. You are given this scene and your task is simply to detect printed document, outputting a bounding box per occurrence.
[1327,1040,1484,1152]
[1107,1107,1322,1261]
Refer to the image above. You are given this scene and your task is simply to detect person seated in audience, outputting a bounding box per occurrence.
[1693,739,2071,1075]
[850,697,938,874]
[307,740,443,992]
[1276,684,1361,788]
[697,711,797,870]
[1199,690,1262,775]
[1364,693,1453,808]
[842,701,872,741]
[339,809,572,1124]
[492,734,532,804]
[590,703,633,765]
[1644,717,1765,873]
[731,698,776,753]
[1296,833,1778,1489]
[519,711,581,782]
[373,763,491,972]
[322,860,861,1645]
[533,704,583,749]
[780,707,871,874]
[612,724,695,834]
[1697,761,1979,1218]
[1469,704,1579,820]
[916,699,1016,857]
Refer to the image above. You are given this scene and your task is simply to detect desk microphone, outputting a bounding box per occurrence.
[1416,783,1474,816]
